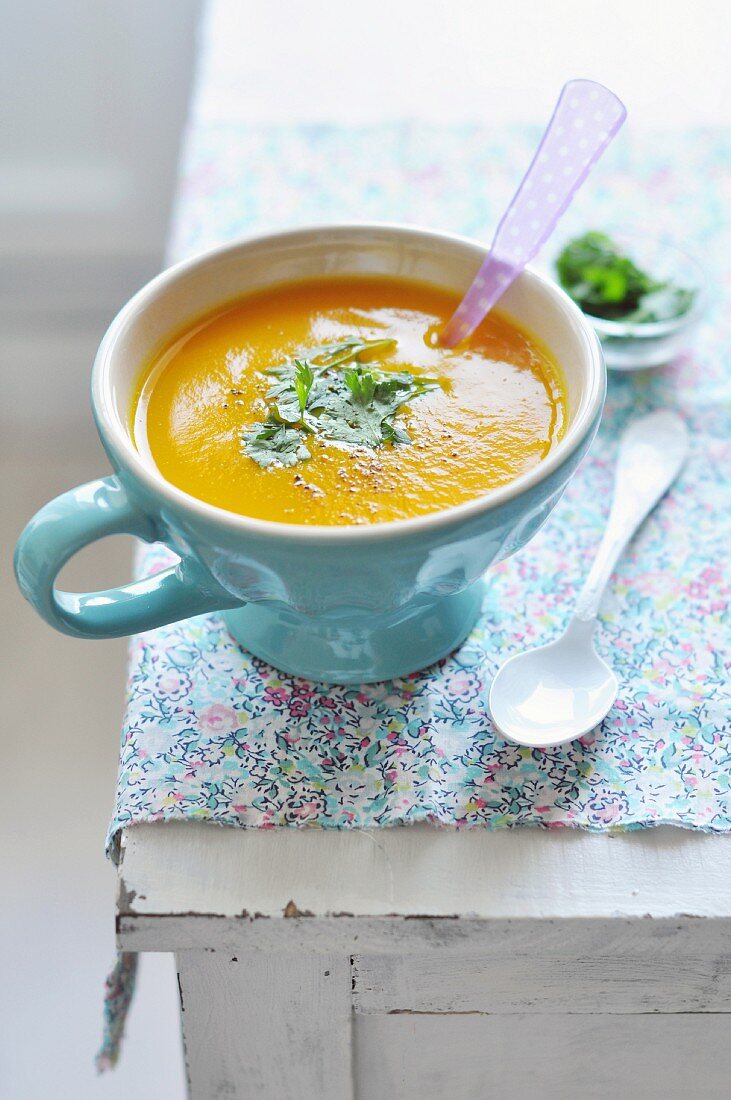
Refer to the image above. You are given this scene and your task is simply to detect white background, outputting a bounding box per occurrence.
[198,0,731,127]
[1,0,729,1096]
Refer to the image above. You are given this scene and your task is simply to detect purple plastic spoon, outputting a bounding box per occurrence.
[439,79,626,348]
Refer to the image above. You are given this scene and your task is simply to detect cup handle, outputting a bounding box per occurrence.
[14,475,240,639]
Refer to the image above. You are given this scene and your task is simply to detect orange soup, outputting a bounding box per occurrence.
[133,276,566,525]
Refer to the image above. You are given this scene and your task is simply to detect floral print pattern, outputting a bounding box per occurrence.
[108,124,731,855]
[101,120,731,1073]
[96,952,138,1071]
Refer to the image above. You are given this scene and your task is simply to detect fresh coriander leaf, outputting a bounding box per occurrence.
[272,391,304,425]
[312,365,436,449]
[579,264,631,304]
[293,358,314,414]
[309,337,397,370]
[344,366,376,406]
[351,338,398,364]
[241,420,311,468]
[555,231,695,322]
[241,337,441,469]
[382,421,411,445]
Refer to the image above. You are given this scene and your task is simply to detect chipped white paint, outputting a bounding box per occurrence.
[121,914,731,960]
[178,951,352,1099]
[118,821,731,924]
[352,930,731,1014]
[118,823,731,1099]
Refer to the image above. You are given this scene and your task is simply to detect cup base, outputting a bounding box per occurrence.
[223,580,485,684]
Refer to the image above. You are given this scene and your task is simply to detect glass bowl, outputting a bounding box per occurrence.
[549,232,707,372]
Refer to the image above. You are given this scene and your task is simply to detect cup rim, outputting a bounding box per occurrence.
[93,221,606,543]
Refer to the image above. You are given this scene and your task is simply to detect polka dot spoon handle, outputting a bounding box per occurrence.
[440,79,626,347]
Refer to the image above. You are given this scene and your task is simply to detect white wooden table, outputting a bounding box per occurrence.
[118,823,731,1098]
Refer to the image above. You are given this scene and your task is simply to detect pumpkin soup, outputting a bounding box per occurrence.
[133,276,565,525]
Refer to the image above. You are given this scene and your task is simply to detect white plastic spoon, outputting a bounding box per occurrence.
[488,409,689,748]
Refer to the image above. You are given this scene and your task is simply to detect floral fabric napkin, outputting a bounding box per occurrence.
[111,126,730,850]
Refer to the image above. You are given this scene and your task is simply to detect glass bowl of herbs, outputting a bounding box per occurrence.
[553,231,706,370]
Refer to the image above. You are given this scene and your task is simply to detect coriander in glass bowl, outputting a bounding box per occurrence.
[552,231,707,371]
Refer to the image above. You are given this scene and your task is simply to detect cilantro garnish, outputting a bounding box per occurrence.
[555,232,695,323]
[243,421,311,469]
[293,359,314,414]
[241,337,440,469]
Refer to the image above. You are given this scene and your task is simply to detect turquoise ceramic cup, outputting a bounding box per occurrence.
[14,224,605,683]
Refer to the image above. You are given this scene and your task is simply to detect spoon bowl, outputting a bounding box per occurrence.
[488,619,618,748]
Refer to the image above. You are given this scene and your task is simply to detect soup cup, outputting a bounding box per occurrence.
[14,224,605,683]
